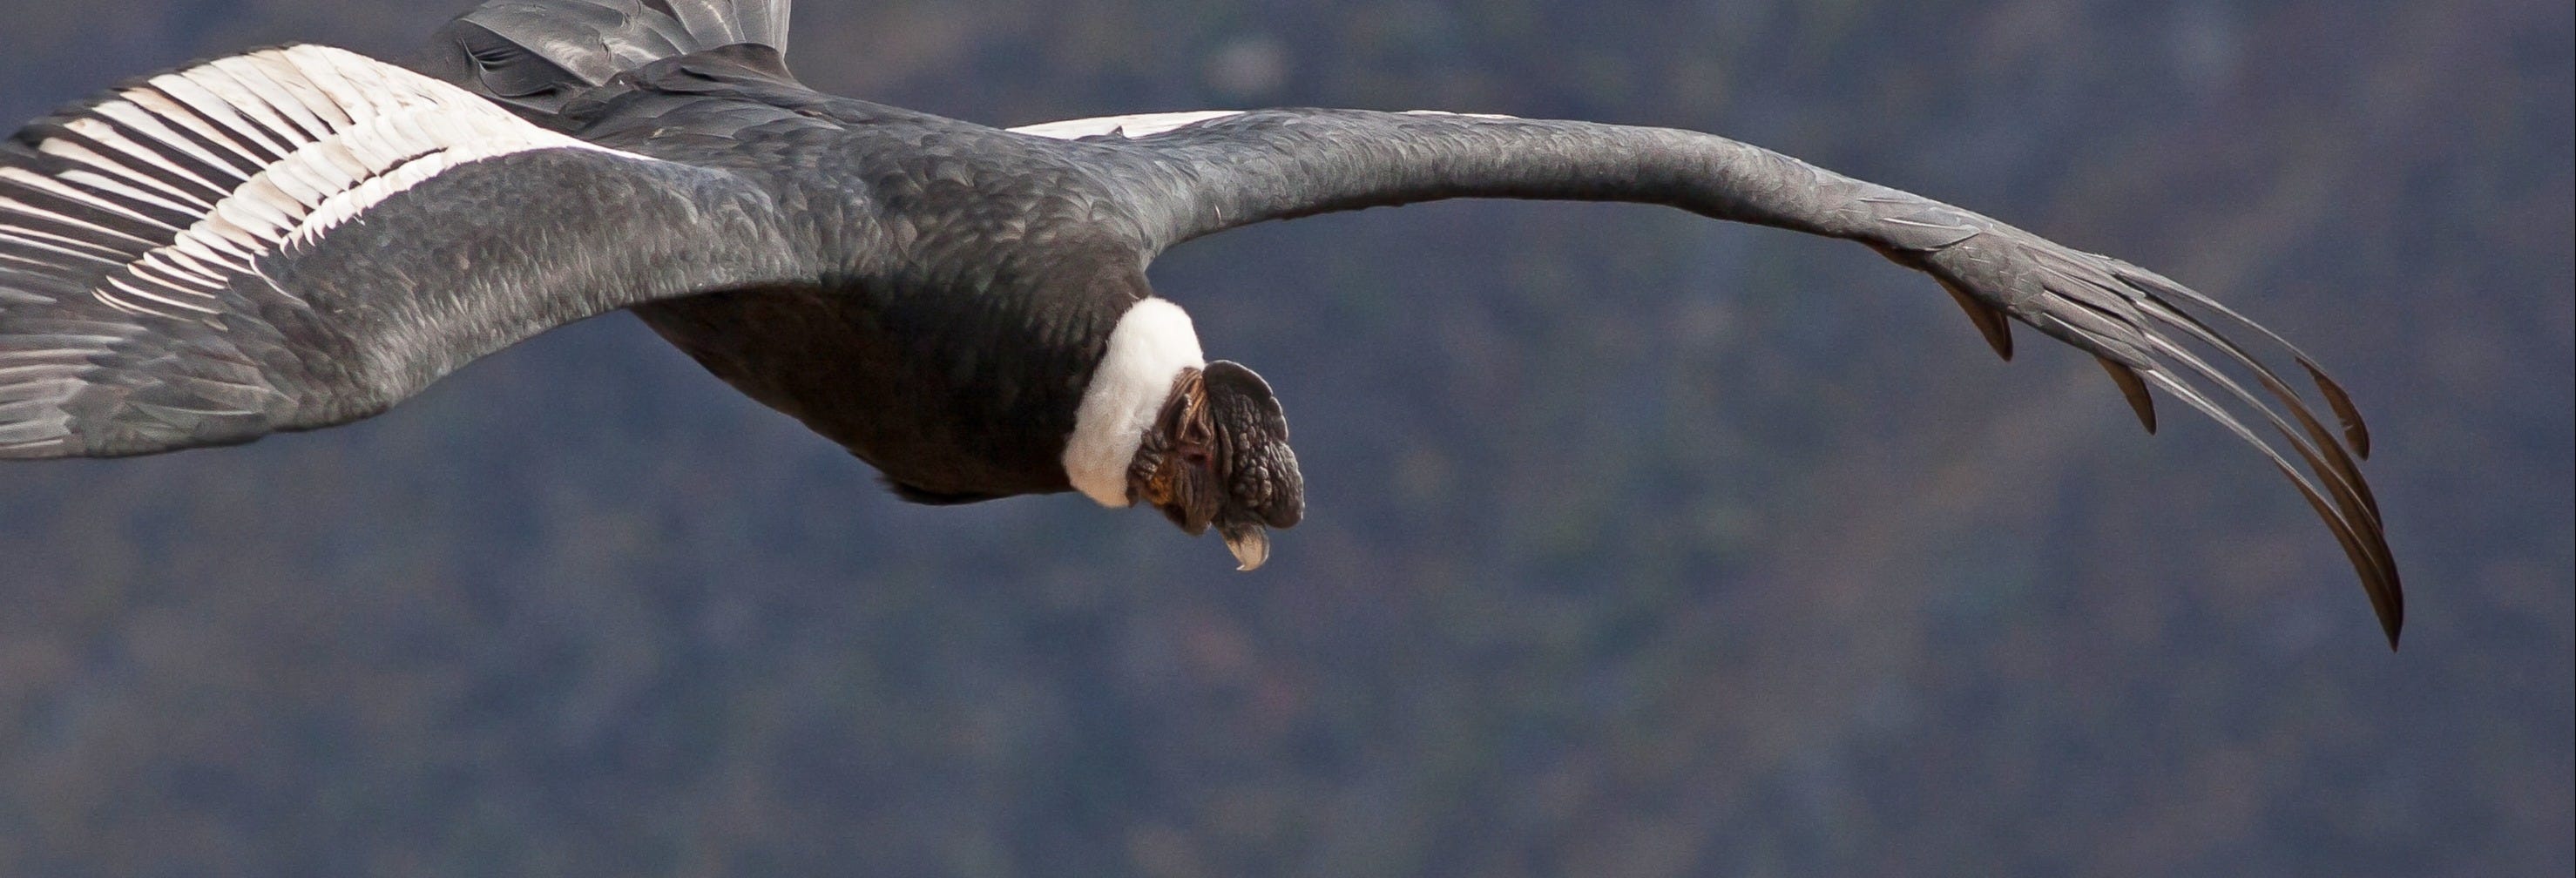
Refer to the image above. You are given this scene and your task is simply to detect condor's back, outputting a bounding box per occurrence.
[416,0,794,125]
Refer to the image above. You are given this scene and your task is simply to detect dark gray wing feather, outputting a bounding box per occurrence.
[1025,108,2400,645]
[420,0,794,118]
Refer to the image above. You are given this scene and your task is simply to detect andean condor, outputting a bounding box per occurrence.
[0,0,2401,645]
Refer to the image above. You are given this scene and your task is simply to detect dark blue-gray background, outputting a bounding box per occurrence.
[1,1,2567,875]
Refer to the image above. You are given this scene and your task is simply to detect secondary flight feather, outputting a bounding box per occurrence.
[0,0,2401,645]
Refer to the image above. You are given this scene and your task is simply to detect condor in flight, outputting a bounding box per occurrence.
[0,0,2400,644]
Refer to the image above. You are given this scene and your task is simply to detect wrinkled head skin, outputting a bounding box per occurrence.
[1127,361,1305,570]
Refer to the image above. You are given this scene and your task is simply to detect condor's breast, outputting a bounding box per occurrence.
[631,272,1127,503]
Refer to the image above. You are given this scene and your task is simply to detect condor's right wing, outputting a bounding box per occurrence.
[1,44,802,458]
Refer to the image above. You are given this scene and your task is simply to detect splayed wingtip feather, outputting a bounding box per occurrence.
[2097,357,2156,434]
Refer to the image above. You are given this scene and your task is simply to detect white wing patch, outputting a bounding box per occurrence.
[1010,109,1522,142]
[1010,111,1247,141]
[0,44,629,321]
[1397,110,1518,120]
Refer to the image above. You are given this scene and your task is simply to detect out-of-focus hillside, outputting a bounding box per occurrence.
[0,1,2567,875]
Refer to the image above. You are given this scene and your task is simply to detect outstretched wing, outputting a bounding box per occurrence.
[0,44,799,458]
[1015,108,2400,646]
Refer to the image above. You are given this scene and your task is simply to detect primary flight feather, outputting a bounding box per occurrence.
[0,0,2401,645]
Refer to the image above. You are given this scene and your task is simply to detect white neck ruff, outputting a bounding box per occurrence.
[1064,298,1206,507]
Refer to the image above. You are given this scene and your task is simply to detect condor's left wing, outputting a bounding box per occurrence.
[1015,108,2400,645]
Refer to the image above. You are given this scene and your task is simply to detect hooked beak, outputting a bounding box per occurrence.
[1220,519,1271,571]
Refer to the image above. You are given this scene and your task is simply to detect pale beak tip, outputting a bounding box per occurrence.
[1223,524,1271,571]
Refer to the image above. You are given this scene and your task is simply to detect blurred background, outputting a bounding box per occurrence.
[0,0,2567,875]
